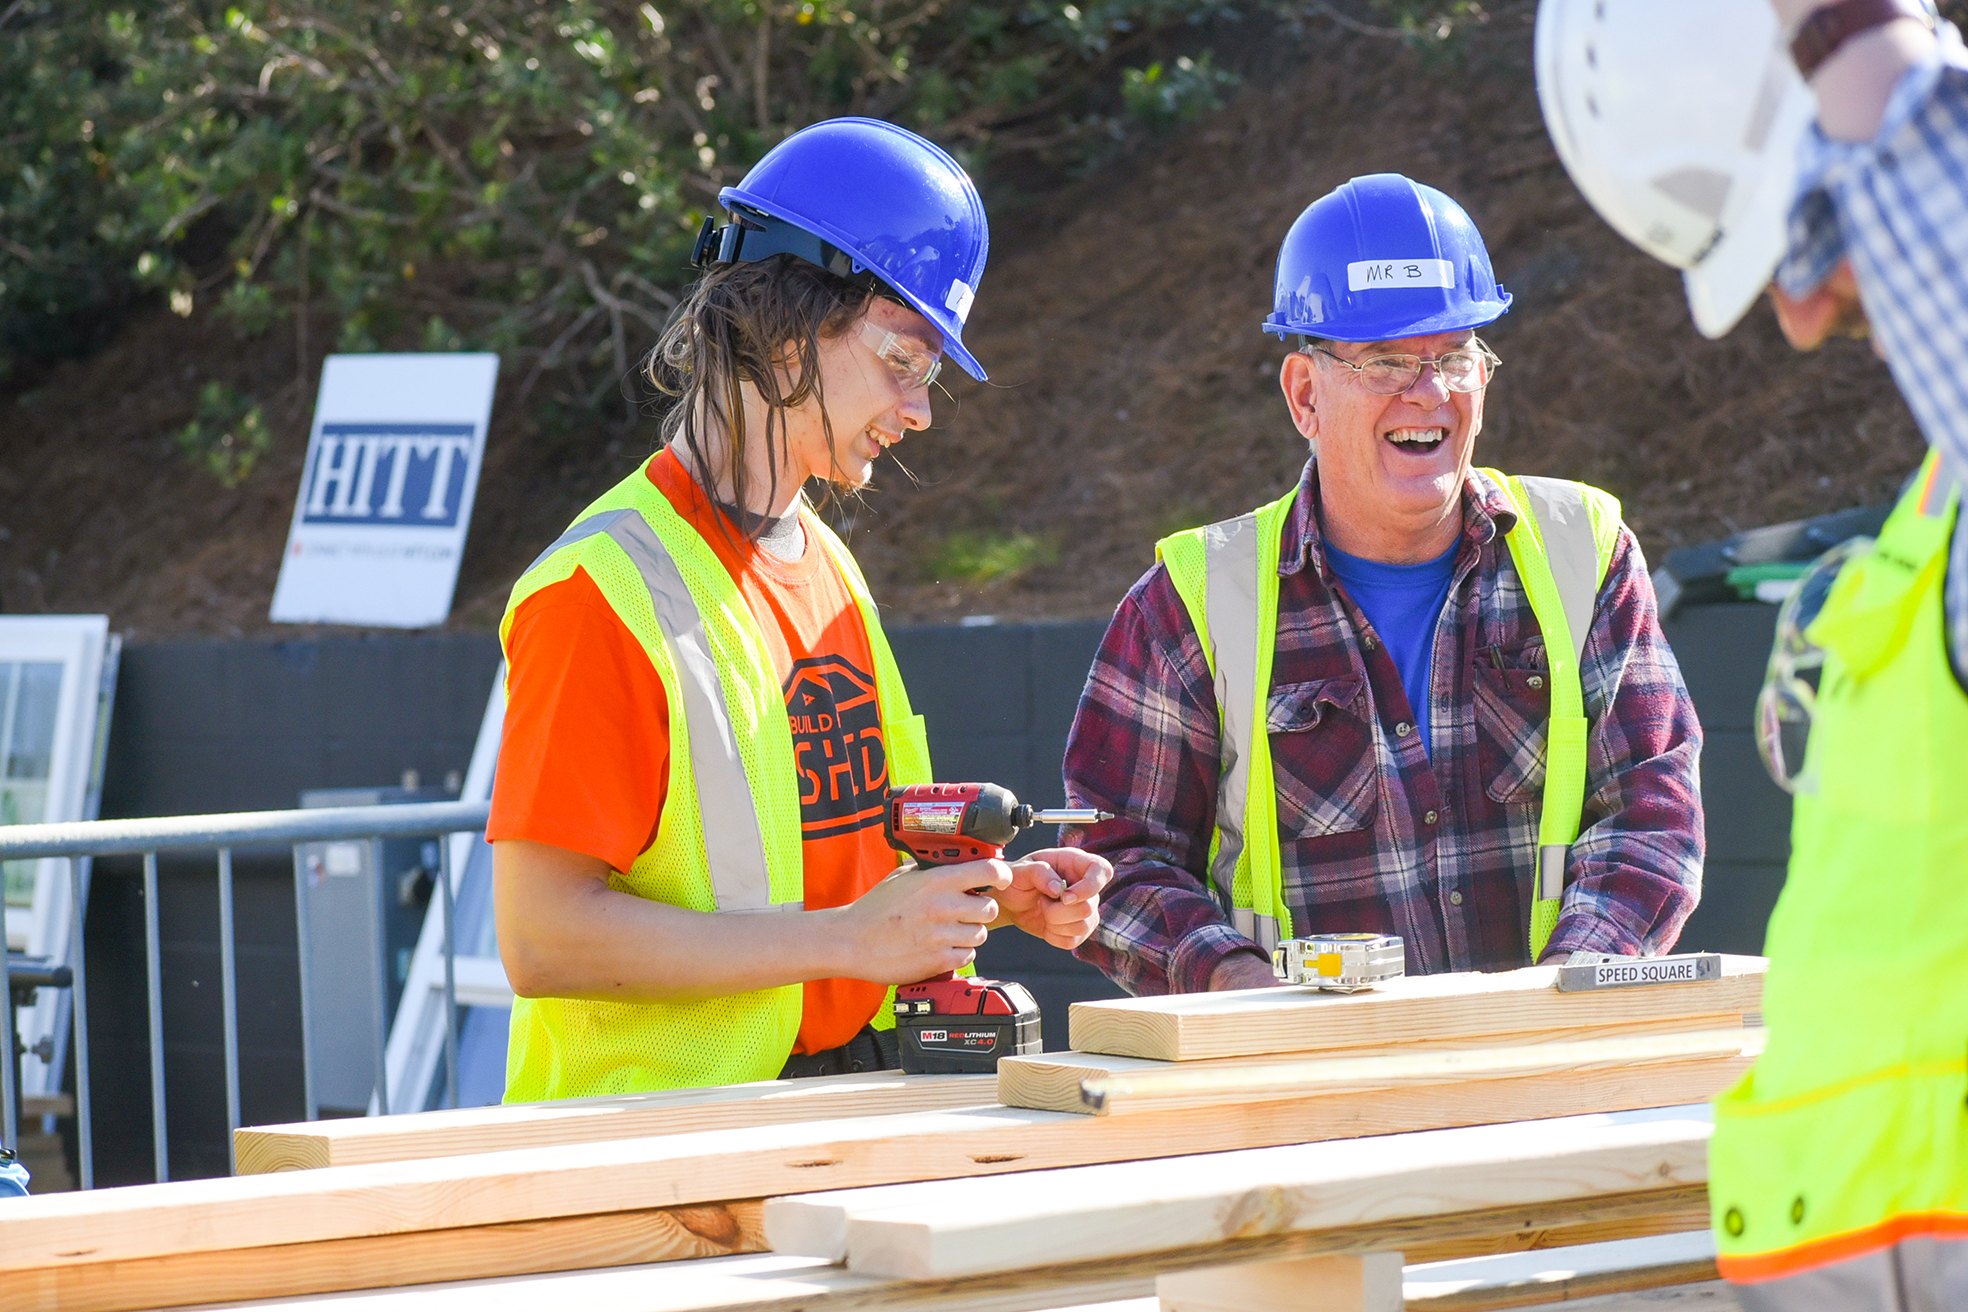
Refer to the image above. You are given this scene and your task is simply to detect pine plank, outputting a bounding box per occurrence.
[0,1052,1737,1276]
[235,1072,997,1173]
[1405,1231,1717,1311]
[9,1203,765,1312]
[128,1190,1713,1312]
[1157,1252,1403,1312]
[1067,958,1766,1062]
[999,1019,1755,1113]
[762,1106,1712,1279]
[1078,1029,1758,1115]
[1410,1261,1722,1309]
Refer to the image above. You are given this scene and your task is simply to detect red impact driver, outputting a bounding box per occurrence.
[883,783,1112,1073]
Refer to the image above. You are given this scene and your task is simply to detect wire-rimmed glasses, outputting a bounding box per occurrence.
[1310,340,1500,394]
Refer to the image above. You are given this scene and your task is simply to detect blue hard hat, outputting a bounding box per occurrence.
[698,118,991,381]
[1263,174,1511,343]
[0,1150,28,1199]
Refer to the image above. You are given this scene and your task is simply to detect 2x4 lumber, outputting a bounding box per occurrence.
[8,1203,766,1312]
[999,1012,1750,1113]
[2,1061,1734,1277]
[234,1071,997,1173]
[1068,957,1767,1062]
[1410,1267,1723,1311]
[123,1192,1714,1312]
[1405,1230,1718,1312]
[1000,1025,1757,1115]
[761,1105,1712,1280]
[1157,1253,1403,1312]
[9,1187,1714,1312]
[1077,1029,1760,1114]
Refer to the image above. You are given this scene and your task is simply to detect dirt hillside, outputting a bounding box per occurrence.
[0,2,1924,638]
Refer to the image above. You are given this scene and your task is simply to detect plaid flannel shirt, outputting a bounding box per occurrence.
[1062,459,1704,995]
[1776,20,1968,678]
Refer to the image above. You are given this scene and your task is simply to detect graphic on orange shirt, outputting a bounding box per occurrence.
[786,653,890,840]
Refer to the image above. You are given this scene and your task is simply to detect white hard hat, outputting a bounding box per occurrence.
[1535,0,1816,339]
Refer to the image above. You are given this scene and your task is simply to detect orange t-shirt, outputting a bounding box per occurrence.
[487,449,898,1055]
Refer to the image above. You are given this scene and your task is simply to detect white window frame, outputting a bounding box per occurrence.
[0,616,116,1098]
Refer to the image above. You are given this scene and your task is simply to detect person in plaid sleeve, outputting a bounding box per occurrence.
[1540,1,1968,1305]
[1061,175,1704,995]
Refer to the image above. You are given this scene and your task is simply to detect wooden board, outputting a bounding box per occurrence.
[235,1071,997,1173]
[9,1203,765,1312]
[1000,1022,1756,1114]
[0,1061,1736,1276]
[123,1191,1712,1312]
[1077,1029,1758,1115]
[1068,958,1766,1062]
[1405,1230,1717,1311]
[1410,1262,1721,1310]
[762,1105,1712,1278]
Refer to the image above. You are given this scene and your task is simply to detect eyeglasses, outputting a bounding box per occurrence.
[1754,537,1869,793]
[859,320,943,392]
[1309,341,1500,395]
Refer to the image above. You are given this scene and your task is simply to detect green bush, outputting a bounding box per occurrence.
[0,0,1252,402]
[928,529,1058,583]
[0,0,1494,423]
[1121,53,1235,129]
[176,380,272,487]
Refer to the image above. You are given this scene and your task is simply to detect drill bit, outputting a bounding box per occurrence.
[1029,808,1114,825]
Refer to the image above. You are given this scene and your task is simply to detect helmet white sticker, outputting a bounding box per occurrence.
[1347,259,1455,292]
[945,278,975,323]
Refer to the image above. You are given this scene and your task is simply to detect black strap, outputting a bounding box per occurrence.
[1790,0,1932,79]
[692,206,858,278]
[777,1024,902,1080]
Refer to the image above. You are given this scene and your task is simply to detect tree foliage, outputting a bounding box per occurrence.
[0,0,1246,408]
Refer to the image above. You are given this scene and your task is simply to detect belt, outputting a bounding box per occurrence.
[778,1024,901,1079]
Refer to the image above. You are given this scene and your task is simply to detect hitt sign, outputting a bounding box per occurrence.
[270,353,499,628]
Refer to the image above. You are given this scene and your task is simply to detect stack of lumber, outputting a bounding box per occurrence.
[1001,956,1765,1122]
[0,961,1762,1312]
[65,1106,1716,1312]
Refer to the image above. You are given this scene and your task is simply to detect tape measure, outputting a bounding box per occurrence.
[1272,933,1406,992]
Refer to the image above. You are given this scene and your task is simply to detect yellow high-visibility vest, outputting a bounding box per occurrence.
[499,460,931,1097]
[1710,452,1968,1292]
[1155,468,1620,961]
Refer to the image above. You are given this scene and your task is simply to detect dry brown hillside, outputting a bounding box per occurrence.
[0,2,1924,638]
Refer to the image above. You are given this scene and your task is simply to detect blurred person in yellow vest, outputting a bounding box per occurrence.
[487,118,1111,1097]
[1539,0,1968,1305]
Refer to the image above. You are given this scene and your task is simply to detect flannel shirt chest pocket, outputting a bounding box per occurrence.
[1471,654,1551,804]
[1264,676,1380,837]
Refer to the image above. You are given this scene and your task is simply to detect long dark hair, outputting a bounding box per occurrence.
[646,255,874,539]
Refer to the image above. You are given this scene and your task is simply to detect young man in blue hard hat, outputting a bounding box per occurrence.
[486,118,1112,1097]
[1541,0,1968,1305]
[1061,173,1703,993]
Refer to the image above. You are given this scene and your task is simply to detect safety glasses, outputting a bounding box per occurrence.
[1755,537,1871,793]
[859,320,942,392]
[1310,341,1500,395]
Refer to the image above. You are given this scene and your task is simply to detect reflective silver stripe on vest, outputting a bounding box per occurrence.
[1513,476,1598,668]
[1508,477,1600,903]
[1736,1235,1968,1312]
[1200,511,1280,951]
[526,509,779,911]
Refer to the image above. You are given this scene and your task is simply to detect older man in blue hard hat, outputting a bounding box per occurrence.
[1061,173,1704,993]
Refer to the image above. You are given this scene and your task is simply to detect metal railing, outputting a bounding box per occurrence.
[0,800,489,1187]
